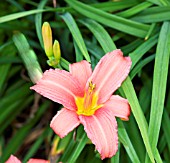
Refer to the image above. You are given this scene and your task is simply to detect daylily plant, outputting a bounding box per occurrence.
[6,155,49,163]
[31,49,132,159]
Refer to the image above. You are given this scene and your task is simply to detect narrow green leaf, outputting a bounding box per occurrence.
[146,21,170,163]
[61,12,91,62]
[13,32,43,83]
[147,0,164,6]
[121,78,155,163]
[79,19,116,53]
[92,0,138,12]
[35,0,48,48]
[129,34,158,69]
[68,132,88,163]
[85,39,104,60]
[74,40,84,62]
[65,0,150,38]
[145,23,156,40]
[117,1,152,18]
[162,110,170,153]
[0,45,16,92]
[118,120,141,163]
[139,75,152,114]
[111,144,119,163]
[60,125,87,163]
[132,7,170,23]
[0,64,11,92]
[60,57,69,70]
[130,54,155,79]
[0,9,45,23]
[121,39,143,54]
[148,0,170,6]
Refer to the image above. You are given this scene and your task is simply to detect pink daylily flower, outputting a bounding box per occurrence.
[31,49,132,159]
[6,155,49,163]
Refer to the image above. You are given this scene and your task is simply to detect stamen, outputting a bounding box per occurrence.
[89,81,96,92]
[83,81,96,110]
[76,81,102,116]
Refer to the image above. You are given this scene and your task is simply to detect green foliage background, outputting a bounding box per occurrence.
[0,0,170,162]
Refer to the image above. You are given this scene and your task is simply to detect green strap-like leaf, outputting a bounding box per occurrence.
[0,9,45,23]
[61,12,91,62]
[79,19,116,53]
[145,21,170,163]
[65,0,150,38]
[132,7,170,23]
[35,0,48,48]
[118,120,141,163]
[13,32,43,83]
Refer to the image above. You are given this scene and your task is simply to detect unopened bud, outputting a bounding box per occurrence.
[53,40,61,62]
[42,22,53,58]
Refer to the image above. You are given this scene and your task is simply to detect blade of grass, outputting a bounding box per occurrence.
[145,21,170,163]
[61,12,90,62]
[65,0,150,38]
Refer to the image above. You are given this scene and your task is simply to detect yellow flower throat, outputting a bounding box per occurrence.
[76,81,103,116]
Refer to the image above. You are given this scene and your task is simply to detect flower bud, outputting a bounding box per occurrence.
[42,22,53,58]
[53,40,61,62]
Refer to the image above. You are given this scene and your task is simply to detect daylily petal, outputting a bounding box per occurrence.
[79,108,118,159]
[89,49,131,104]
[27,159,49,163]
[50,108,80,138]
[69,60,92,90]
[5,155,21,163]
[104,95,130,120]
[31,69,84,110]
